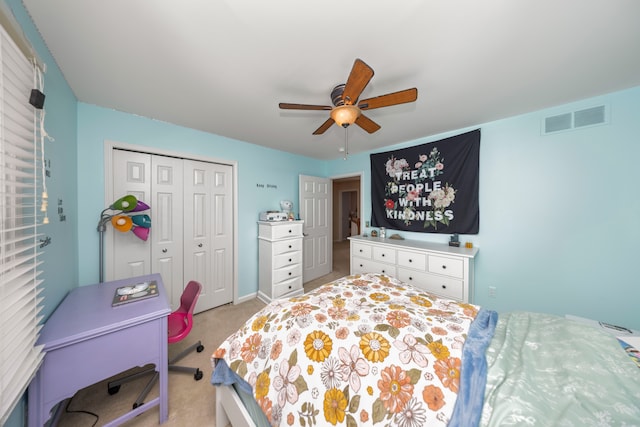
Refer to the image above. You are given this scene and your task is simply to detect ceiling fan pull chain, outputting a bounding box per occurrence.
[343,127,349,160]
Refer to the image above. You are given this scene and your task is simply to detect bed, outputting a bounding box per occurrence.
[211,273,640,426]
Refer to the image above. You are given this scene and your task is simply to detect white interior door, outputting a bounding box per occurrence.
[299,174,331,282]
[183,160,233,312]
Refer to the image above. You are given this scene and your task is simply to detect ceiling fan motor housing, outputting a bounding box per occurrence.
[331,84,346,106]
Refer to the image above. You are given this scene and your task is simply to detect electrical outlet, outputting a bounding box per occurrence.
[488,286,496,298]
[365,221,370,227]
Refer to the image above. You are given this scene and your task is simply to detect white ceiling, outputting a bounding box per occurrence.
[21,0,640,160]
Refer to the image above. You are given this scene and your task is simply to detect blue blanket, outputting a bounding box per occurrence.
[448,308,498,427]
[211,359,253,395]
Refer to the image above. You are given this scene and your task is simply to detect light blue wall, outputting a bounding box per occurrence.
[76,104,325,295]
[328,86,640,330]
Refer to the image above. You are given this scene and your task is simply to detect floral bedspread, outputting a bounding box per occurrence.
[211,273,480,426]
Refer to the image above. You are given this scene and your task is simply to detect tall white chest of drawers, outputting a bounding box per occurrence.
[349,235,478,303]
[258,221,304,303]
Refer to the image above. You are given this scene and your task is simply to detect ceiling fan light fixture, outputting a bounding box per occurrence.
[330,105,360,128]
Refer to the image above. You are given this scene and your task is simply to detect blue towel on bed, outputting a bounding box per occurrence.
[448,307,498,427]
[211,358,253,395]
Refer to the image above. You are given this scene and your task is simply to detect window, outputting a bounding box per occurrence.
[0,21,44,424]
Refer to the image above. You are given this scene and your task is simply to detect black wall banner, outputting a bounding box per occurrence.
[370,129,480,234]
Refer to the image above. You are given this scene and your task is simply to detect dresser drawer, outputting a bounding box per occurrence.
[272,238,302,255]
[398,268,463,300]
[428,255,463,279]
[273,263,302,284]
[270,223,303,240]
[273,276,303,298]
[397,250,427,270]
[422,274,464,301]
[352,257,396,277]
[373,246,396,264]
[273,251,301,269]
[351,242,372,259]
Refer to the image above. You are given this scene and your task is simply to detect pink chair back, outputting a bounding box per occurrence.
[168,280,201,343]
[178,280,201,315]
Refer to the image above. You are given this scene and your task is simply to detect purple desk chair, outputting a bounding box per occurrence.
[108,280,205,408]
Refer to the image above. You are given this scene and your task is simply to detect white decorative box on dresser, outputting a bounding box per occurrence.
[348,235,478,303]
[258,221,304,303]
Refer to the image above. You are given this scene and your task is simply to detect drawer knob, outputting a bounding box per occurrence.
[382,270,386,273]
[162,248,168,253]
[359,249,363,253]
[289,272,292,276]
[442,285,447,289]
[289,258,292,262]
[288,229,292,233]
[381,254,385,257]
[442,265,447,269]
[289,245,292,249]
[409,276,413,281]
[198,243,203,248]
[359,264,363,267]
[409,259,412,263]
[289,285,292,289]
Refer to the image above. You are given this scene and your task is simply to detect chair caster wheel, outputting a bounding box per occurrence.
[108,385,120,395]
[194,369,203,381]
[133,402,144,410]
[197,344,204,353]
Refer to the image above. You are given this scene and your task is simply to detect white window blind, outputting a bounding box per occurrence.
[0,22,44,425]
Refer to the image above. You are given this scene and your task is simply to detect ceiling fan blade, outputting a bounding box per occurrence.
[313,118,335,135]
[355,114,381,134]
[358,88,418,110]
[279,103,332,111]
[342,59,374,105]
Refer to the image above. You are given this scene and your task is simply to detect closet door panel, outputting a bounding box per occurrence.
[209,165,233,309]
[184,161,213,312]
[109,150,152,281]
[151,156,184,309]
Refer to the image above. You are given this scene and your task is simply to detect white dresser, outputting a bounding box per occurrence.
[348,235,478,303]
[258,220,304,303]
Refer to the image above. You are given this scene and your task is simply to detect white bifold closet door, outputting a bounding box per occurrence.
[108,149,233,312]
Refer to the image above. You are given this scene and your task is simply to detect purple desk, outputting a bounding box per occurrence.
[28,274,171,426]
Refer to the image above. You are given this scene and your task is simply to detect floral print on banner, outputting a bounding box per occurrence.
[212,273,479,426]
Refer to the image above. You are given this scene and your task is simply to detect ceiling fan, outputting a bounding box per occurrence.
[279,59,418,135]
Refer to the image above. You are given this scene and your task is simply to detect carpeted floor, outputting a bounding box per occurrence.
[52,240,351,426]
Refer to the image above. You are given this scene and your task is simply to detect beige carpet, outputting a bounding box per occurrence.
[53,240,351,426]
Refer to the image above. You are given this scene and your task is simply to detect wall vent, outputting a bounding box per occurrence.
[542,104,608,135]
